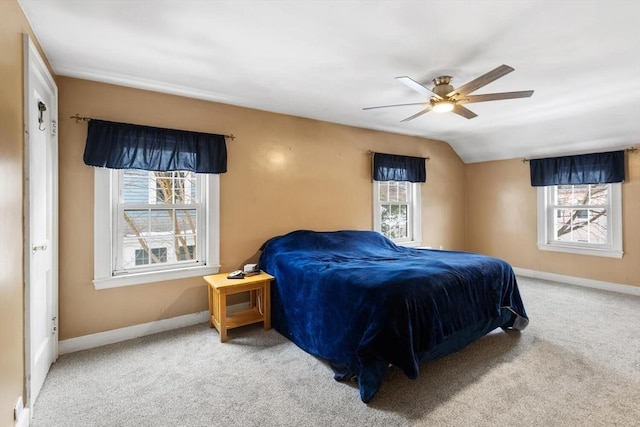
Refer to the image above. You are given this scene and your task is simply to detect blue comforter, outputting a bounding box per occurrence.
[259,230,528,402]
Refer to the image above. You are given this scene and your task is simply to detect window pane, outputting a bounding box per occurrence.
[555,185,573,205]
[176,171,196,204]
[398,205,408,238]
[154,172,173,204]
[175,209,197,235]
[149,209,173,234]
[123,170,150,203]
[122,210,150,269]
[554,208,573,242]
[378,182,389,202]
[177,244,196,261]
[587,184,608,206]
[573,185,591,206]
[135,249,148,266]
[123,209,149,236]
[151,247,167,263]
[396,182,408,203]
[390,183,398,202]
[380,204,389,234]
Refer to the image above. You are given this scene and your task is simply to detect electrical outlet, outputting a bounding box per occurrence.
[14,396,24,421]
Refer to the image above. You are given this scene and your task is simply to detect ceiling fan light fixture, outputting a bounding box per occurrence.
[365,65,533,121]
[432,100,454,113]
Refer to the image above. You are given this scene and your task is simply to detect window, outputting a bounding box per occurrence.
[373,180,421,246]
[117,170,201,272]
[537,183,622,258]
[94,169,220,289]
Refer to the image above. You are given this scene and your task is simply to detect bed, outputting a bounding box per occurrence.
[258,230,528,402]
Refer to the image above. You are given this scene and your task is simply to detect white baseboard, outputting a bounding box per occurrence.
[59,310,210,355]
[15,408,29,427]
[513,267,640,296]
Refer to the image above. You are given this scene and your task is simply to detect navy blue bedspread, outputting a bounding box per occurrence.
[259,230,528,402]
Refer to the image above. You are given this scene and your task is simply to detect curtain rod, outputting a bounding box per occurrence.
[366,150,430,161]
[521,147,637,163]
[69,113,235,140]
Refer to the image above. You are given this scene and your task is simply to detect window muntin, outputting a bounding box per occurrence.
[374,180,421,246]
[538,183,622,258]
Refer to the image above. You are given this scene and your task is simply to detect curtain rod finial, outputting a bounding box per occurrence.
[70,113,90,123]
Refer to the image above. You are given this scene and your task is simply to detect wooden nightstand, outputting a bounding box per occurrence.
[203,271,274,342]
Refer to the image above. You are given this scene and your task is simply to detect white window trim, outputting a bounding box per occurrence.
[93,168,220,289]
[373,181,422,247]
[536,183,623,259]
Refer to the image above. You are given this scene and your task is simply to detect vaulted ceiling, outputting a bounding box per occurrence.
[19,0,640,163]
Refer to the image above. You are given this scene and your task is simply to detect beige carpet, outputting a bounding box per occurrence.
[32,277,640,426]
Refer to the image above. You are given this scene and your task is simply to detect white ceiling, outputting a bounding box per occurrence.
[19,0,640,163]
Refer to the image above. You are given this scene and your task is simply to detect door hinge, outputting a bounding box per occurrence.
[52,316,57,335]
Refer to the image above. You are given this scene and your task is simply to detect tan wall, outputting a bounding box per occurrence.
[465,155,640,286]
[58,77,465,339]
[0,0,55,423]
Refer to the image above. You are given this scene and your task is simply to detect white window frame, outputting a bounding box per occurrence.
[373,180,422,247]
[537,183,623,258]
[93,168,220,289]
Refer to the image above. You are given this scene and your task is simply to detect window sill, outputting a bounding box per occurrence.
[537,243,623,259]
[93,264,221,290]
[395,240,422,248]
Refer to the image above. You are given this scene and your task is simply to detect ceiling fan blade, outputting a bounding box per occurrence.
[363,102,430,110]
[400,105,433,122]
[458,90,534,104]
[447,64,515,98]
[452,104,477,119]
[395,76,442,100]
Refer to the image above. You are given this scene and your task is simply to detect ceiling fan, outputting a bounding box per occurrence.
[363,64,534,121]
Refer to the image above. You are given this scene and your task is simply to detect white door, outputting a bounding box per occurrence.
[24,35,58,407]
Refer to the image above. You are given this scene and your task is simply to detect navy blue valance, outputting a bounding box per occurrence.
[529,150,624,187]
[83,119,227,174]
[373,152,426,183]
